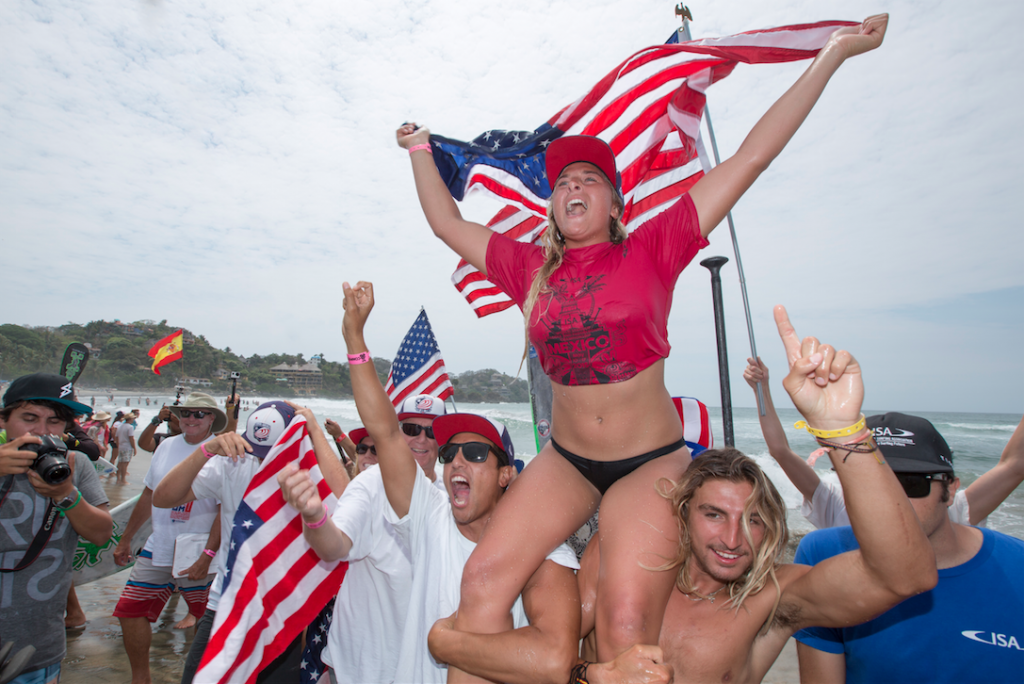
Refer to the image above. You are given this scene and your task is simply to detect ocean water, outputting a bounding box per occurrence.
[98,394,1023,540]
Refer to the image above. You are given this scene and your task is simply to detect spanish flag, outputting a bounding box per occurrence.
[148,329,184,375]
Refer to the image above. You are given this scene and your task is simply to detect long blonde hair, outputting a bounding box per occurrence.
[519,177,628,363]
[660,448,789,613]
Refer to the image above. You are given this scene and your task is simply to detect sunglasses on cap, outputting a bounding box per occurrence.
[179,409,213,419]
[355,444,377,456]
[438,441,509,468]
[400,423,435,440]
[896,472,950,498]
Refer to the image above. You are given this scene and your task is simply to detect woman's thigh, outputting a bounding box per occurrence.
[456,445,601,624]
[594,447,690,658]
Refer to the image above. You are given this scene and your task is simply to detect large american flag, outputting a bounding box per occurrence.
[427,20,856,317]
[384,308,455,406]
[195,416,348,684]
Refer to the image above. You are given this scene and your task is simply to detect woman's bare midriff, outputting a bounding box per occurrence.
[549,359,685,462]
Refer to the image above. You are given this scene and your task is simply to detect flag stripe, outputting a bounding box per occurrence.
[427,21,845,316]
[384,310,456,406]
[195,416,347,684]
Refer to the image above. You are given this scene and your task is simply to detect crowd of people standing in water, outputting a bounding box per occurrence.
[2,13,1023,684]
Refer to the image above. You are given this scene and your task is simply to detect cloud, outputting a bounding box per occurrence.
[1,0,1021,412]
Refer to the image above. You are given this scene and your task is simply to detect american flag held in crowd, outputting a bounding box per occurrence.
[426,20,857,317]
[384,308,456,406]
[195,416,348,684]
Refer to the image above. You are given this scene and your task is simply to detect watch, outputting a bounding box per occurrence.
[55,489,80,510]
[151,416,162,426]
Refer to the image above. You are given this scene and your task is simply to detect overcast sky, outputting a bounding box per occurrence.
[2,0,1021,414]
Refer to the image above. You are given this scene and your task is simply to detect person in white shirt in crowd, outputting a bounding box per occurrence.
[278,281,580,684]
[111,393,224,684]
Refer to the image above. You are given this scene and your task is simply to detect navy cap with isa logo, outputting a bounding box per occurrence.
[868,412,954,474]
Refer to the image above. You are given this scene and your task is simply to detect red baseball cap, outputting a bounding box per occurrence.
[545,135,622,199]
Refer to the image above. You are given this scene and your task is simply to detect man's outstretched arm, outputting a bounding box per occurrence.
[342,280,418,518]
[744,357,820,501]
[429,560,580,684]
[773,305,937,631]
[964,414,1024,525]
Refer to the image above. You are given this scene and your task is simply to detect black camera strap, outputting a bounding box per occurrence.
[0,476,61,573]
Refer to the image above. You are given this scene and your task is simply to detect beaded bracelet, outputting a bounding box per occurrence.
[814,434,884,464]
[794,414,866,439]
[569,661,590,684]
[305,503,329,529]
[408,143,432,154]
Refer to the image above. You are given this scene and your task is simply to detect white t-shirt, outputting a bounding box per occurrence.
[385,467,580,684]
[189,453,263,611]
[801,479,981,530]
[322,466,413,683]
[142,434,220,566]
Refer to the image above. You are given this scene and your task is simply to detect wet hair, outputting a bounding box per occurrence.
[0,399,75,425]
[660,447,789,612]
[520,172,628,364]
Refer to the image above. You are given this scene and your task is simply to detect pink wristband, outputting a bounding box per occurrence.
[305,503,329,529]
[408,144,432,154]
[200,443,215,459]
[203,548,216,559]
[348,351,371,365]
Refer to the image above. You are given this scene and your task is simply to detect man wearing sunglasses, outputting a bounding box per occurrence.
[278,281,579,684]
[396,394,448,488]
[112,392,226,684]
[272,396,446,684]
[795,412,1024,684]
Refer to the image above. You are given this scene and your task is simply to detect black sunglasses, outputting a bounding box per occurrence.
[179,409,213,419]
[896,472,949,498]
[438,441,508,467]
[355,444,377,456]
[400,423,435,440]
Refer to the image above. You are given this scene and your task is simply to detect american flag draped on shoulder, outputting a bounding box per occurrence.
[426,20,856,317]
[195,416,348,684]
[384,308,455,406]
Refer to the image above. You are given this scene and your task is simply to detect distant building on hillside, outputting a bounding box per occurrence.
[270,359,323,395]
[177,376,213,388]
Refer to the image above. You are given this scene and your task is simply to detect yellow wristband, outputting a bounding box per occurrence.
[794,415,867,439]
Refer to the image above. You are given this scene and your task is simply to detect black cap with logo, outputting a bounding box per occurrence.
[867,412,953,475]
[3,372,93,416]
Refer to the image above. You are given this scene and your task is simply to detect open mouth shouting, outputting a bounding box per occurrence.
[565,198,588,216]
[450,474,471,508]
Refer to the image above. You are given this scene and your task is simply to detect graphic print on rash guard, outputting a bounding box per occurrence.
[540,273,637,385]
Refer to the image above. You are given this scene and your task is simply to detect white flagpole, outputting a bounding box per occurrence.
[678,7,766,417]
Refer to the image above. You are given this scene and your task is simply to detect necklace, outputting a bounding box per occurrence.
[683,586,726,604]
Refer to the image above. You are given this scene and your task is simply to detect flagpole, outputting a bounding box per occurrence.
[679,7,766,417]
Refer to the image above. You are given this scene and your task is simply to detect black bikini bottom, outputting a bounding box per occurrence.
[550,437,687,495]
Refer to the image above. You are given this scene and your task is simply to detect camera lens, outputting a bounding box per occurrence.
[26,435,72,485]
[34,455,71,484]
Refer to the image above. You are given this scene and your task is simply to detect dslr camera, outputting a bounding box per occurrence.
[24,435,71,485]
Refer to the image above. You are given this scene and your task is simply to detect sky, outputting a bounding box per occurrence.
[2,0,1021,415]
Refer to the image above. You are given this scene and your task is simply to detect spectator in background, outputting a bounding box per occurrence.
[115,408,139,485]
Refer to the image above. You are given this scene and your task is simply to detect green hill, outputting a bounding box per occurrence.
[0,320,526,403]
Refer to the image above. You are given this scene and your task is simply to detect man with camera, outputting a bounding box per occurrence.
[0,373,113,684]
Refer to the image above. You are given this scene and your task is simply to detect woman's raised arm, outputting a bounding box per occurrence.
[689,14,888,238]
[397,123,496,274]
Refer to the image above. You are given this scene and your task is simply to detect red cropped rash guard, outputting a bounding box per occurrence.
[485,194,708,386]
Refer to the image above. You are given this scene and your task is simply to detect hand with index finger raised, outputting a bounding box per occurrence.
[774,305,863,430]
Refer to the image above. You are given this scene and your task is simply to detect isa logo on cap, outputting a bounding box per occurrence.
[415,396,434,412]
